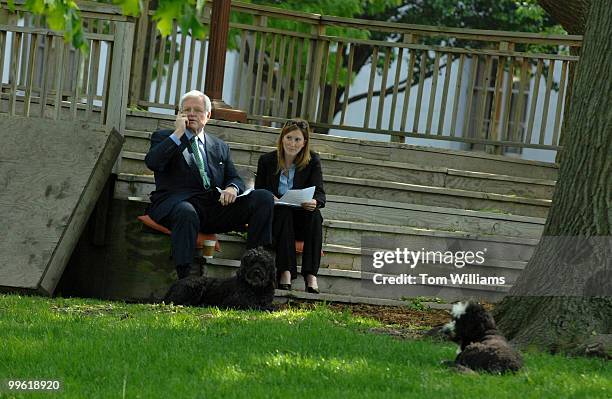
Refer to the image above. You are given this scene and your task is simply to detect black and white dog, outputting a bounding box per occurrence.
[443,302,523,373]
[163,247,276,310]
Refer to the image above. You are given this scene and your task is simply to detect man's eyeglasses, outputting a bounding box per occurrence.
[181,107,206,115]
[283,120,309,130]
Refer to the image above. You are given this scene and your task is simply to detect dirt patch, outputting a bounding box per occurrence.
[277,300,454,339]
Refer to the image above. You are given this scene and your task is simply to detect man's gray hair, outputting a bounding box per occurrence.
[179,90,212,113]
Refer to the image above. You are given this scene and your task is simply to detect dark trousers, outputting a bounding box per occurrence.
[272,206,323,280]
[161,189,274,266]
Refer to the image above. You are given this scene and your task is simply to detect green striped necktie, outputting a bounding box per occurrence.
[190,136,210,189]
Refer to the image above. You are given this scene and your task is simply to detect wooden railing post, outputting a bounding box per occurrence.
[205,0,246,122]
[305,22,325,122]
[487,41,511,155]
[128,0,149,107]
[106,20,135,172]
[391,33,419,143]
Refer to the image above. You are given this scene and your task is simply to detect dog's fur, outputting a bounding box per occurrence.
[443,302,523,373]
[163,247,276,310]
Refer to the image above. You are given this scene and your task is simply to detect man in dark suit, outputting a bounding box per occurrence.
[145,90,274,279]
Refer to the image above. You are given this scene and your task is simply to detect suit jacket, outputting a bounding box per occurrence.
[255,150,326,208]
[145,129,245,222]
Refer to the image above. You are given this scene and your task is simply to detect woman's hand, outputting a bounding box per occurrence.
[301,199,317,211]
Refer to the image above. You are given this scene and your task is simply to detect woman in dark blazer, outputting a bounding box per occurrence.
[255,119,326,293]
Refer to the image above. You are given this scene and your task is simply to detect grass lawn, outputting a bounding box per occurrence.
[0,294,610,399]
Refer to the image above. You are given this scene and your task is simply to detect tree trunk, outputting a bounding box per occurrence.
[538,0,590,34]
[494,0,612,353]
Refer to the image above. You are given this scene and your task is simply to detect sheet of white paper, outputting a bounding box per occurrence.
[275,186,315,207]
[216,187,254,198]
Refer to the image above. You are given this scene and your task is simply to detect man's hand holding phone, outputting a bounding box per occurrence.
[174,112,189,138]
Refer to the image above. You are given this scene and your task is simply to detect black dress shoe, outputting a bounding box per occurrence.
[306,286,320,294]
[278,283,291,290]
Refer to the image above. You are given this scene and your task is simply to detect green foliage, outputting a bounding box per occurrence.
[18,0,88,52]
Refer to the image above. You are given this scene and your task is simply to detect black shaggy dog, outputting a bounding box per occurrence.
[443,302,523,374]
[163,247,276,310]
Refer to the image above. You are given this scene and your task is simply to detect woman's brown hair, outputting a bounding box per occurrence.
[276,118,312,173]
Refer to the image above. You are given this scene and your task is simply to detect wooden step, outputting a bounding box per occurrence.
[115,167,551,218]
[124,113,559,180]
[206,258,512,303]
[212,235,528,275]
[123,133,556,200]
[322,219,537,261]
[116,174,545,238]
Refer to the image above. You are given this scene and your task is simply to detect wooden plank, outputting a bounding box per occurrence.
[475,55,493,139]
[317,14,581,47]
[340,43,354,125]
[252,32,268,115]
[301,37,315,118]
[400,49,416,131]
[100,40,112,124]
[172,29,187,106]
[263,34,277,115]
[128,0,149,106]
[512,57,529,142]
[315,40,330,122]
[0,116,123,295]
[105,21,134,134]
[501,57,515,141]
[487,56,505,141]
[229,22,316,40]
[450,54,465,137]
[18,27,28,87]
[303,25,325,121]
[196,34,207,92]
[437,52,452,135]
[327,42,343,124]
[274,35,287,117]
[291,37,304,118]
[53,39,67,120]
[71,49,82,119]
[376,47,391,130]
[461,55,479,138]
[538,59,555,145]
[552,60,568,146]
[363,46,378,128]
[185,31,197,93]
[234,29,247,108]
[412,51,427,132]
[0,31,6,94]
[39,35,52,118]
[144,23,158,102]
[154,30,165,103]
[164,21,178,105]
[23,33,37,117]
[281,36,296,118]
[244,31,257,114]
[86,39,99,120]
[425,51,441,134]
[388,47,403,130]
[525,59,543,145]
[8,31,21,116]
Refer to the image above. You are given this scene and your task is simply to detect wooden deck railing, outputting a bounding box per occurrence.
[0,2,133,135]
[125,1,580,151]
[0,1,581,152]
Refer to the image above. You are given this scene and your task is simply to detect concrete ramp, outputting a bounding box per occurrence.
[0,116,123,295]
